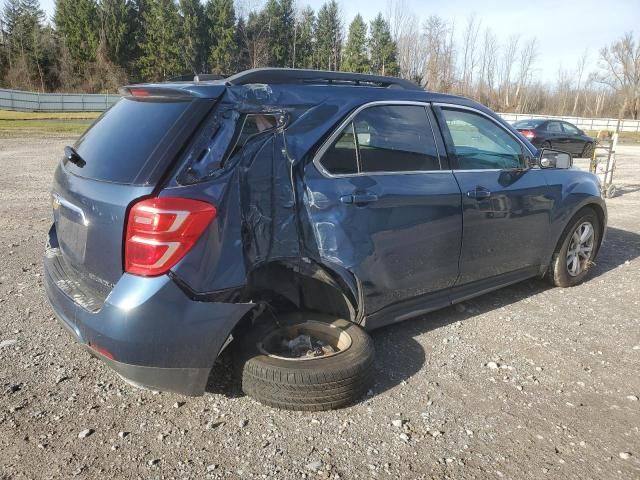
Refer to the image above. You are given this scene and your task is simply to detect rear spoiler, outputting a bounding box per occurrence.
[118,84,226,100]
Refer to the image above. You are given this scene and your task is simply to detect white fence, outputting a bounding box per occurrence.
[0,88,120,112]
[499,112,640,133]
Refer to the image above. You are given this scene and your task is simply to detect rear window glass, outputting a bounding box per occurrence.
[513,119,543,128]
[65,97,191,183]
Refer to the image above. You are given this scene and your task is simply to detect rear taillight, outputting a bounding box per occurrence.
[519,129,536,140]
[125,197,216,277]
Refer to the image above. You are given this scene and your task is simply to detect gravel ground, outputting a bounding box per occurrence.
[1,137,639,480]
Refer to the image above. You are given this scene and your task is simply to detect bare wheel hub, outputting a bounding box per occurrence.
[258,321,352,361]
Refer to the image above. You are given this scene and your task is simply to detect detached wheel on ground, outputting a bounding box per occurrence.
[549,207,601,287]
[234,311,375,411]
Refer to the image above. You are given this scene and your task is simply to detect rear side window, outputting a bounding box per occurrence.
[177,111,283,184]
[66,97,192,183]
[318,104,439,175]
[319,123,359,175]
[546,121,562,133]
[356,105,439,173]
[562,122,579,134]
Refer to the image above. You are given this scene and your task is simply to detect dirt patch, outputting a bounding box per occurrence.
[0,138,639,479]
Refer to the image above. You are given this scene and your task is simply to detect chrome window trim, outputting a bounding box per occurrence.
[433,102,537,166]
[312,100,444,178]
[52,193,89,226]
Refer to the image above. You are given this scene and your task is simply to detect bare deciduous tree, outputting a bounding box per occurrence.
[422,15,455,92]
[460,14,480,96]
[477,27,498,107]
[596,32,640,119]
[514,37,537,112]
[396,16,424,83]
[572,50,588,115]
[498,33,519,109]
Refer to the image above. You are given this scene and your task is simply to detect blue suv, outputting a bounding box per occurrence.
[44,69,606,411]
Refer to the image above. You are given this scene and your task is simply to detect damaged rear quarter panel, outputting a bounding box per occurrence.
[168,85,432,316]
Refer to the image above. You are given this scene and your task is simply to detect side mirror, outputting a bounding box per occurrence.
[538,148,572,169]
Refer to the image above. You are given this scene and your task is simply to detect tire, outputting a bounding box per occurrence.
[605,184,617,199]
[581,142,595,159]
[549,208,600,288]
[234,311,375,411]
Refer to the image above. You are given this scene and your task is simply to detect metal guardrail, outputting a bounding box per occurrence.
[499,112,640,133]
[1,87,639,132]
[0,88,120,112]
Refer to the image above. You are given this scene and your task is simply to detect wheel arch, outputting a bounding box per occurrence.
[547,201,606,270]
[225,259,362,344]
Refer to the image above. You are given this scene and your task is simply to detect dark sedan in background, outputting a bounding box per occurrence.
[513,119,595,158]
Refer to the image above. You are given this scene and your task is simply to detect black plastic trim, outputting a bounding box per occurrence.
[225,68,422,91]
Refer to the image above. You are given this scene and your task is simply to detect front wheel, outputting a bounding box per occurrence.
[549,208,600,287]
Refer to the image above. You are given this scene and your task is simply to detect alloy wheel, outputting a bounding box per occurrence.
[566,221,595,276]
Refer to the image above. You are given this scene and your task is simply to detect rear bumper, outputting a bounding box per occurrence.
[44,244,254,396]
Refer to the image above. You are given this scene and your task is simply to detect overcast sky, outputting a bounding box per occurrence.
[33,0,640,83]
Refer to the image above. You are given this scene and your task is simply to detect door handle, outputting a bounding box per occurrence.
[340,193,379,205]
[466,188,491,199]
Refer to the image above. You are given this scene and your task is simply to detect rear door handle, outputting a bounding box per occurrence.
[340,193,379,205]
[466,188,491,199]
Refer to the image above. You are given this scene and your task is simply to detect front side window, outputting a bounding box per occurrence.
[319,104,439,175]
[441,108,525,170]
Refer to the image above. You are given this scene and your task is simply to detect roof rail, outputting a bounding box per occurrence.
[225,68,422,91]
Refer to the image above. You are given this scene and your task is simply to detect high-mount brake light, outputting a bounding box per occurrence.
[129,88,151,97]
[124,197,216,277]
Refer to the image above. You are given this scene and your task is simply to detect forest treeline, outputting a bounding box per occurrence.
[0,0,638,118]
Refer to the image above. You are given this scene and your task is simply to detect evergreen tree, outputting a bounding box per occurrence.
[205,0,235,74]
[54,0,100,64]
[242,10,270,68]
[126,0,147,80]
[3,0,45,61]
[342,14,368,73]
[178,0,204,74]
[99,0,135,67]
[293,6,315,69]
[315,0,342,71]
[138,0,181,81]
[263,0,294,67]
[233,16,249,72]
[2,0,51,90]
[369,13,398,76]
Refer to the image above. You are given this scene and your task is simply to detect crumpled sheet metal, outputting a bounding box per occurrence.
[168,84,364,313]
[218,85,362,308]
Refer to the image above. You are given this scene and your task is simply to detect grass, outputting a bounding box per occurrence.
[584,130,640,145]
[0,109,100,136]
[0,110,101,121]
